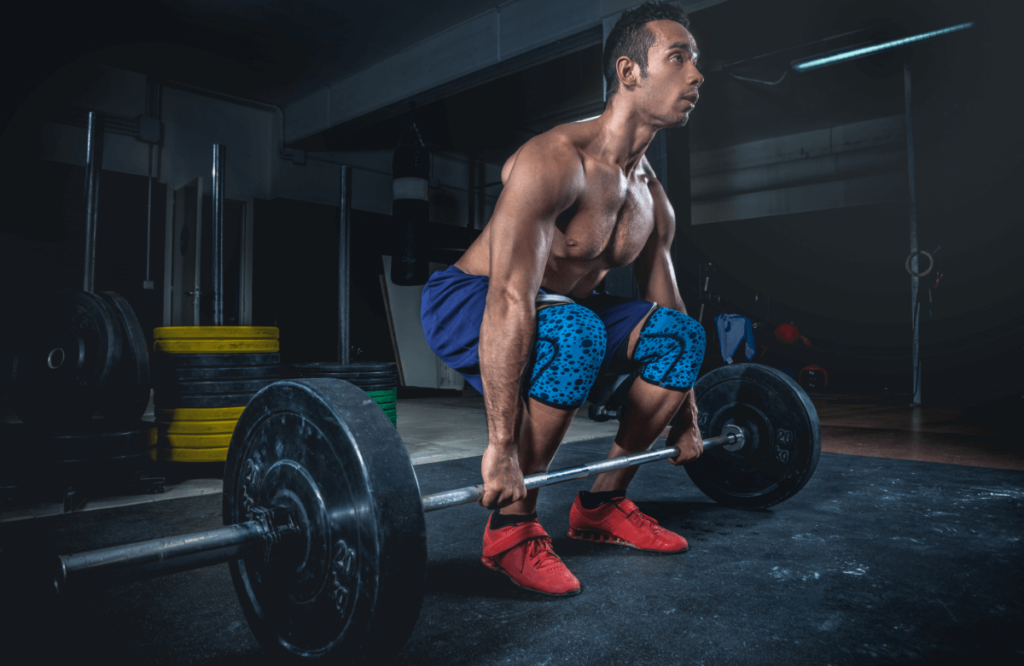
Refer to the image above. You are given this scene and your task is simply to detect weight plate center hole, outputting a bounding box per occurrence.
[257,460,331,604]
[709,403,772,473]
[721,424,747,452]
[47,347,65,370]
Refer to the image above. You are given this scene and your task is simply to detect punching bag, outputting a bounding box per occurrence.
[390,121,431,286]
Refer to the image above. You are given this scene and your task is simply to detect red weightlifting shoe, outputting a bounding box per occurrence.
[480,514,581,597]
[568,495,689,553]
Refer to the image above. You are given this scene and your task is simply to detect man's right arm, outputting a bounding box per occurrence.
[477,136,584,510]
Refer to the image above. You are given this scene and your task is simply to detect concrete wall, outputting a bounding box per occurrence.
[690,116,908,225]
[670,51,1023,405]
[14,63,503,225]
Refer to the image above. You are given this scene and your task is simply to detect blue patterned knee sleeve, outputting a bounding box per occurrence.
[633,308,705,391]
[527,304,606,408]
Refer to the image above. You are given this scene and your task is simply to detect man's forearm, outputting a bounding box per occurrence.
[478,296,536,452]
[638,254,686,314]
[645,283,686,314]
[656,294,687,314]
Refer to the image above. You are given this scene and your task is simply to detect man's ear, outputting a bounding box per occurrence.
[616,55,639,90]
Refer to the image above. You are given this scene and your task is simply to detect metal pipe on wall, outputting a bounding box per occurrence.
[83,112,105,293]
[338,166,352,364]
[904,60,922,406]
[467,154,475,229]
[143,78,163,291]
[212,144,226,326]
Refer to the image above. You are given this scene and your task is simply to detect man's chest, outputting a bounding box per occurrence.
[554,178,656,267]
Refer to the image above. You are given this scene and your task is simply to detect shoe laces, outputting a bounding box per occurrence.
[625,507,663,532]
[525,537,563,571]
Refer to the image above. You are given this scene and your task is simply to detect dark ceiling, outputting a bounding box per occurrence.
[291,43,607,164]
[1,0,1000,162]
[295,0,984,160]
[4,0,501,116]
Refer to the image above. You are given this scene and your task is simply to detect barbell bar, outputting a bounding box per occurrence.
[55,426,745,591]
[421,425,745,512]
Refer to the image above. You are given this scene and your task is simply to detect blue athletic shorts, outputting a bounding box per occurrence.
[420,265,653,396]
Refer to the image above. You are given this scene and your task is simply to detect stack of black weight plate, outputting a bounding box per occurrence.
[291,362,399,427]
[152,345,281,463]
[1,421,155,509]
[12,290,151,428]
[5,290,155,505]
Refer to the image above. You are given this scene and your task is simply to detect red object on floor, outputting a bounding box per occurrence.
[775,323,811,347]
[567,496,689,553]
[480,515,581,596]
[799,365,829,390]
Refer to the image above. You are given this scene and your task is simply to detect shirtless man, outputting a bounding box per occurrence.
[420,1,706,596]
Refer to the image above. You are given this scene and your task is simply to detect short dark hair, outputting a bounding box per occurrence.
[604,1,690,95]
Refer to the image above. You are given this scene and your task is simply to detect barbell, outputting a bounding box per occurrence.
[54,364,820,664]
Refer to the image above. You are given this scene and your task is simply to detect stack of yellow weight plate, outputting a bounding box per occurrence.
[152,326,280,355]
[150,327,280,463]
[151,406,245,462]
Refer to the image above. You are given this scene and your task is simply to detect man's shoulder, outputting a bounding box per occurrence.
[522,125,586,164]
[639,155,663,189]
[503,128,586,188]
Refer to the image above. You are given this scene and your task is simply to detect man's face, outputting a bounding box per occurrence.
[636,20,703,127]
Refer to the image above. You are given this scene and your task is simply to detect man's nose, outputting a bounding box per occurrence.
[690,65,704,88]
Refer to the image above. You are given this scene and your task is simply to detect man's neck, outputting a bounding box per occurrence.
[589,97,663,175]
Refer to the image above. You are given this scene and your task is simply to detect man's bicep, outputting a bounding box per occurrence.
[487,141,582,294]
[635,179,685,310]
[635,178,675,272]
[486,213,555,298]
[498,138,582,223]
[648,177,676,247]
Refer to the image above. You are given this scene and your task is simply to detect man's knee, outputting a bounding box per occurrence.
[633,308,705,391]
[528,304,606,408]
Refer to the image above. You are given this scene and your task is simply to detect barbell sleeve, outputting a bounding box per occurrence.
[421,430,743,513]
[55,506,299,593]
[56,522,268,593]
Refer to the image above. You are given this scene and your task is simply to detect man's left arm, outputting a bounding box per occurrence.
[633,170,685,313]
[634,168,703,465]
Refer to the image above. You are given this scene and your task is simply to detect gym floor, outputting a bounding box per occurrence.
[1,391,1021,664]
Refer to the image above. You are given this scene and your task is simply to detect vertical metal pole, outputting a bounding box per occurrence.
[212,144,226,326]
[144,145,154,289]
[83,112,105,293]
[904,60,922,406]
[240,197,255,326]
[193,177,203,326]
[338,166,352,364]
[163,183,174,326]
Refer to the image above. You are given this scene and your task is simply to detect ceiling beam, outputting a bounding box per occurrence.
[284,0,728,144]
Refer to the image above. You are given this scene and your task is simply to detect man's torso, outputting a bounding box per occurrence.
[455,123,660,299]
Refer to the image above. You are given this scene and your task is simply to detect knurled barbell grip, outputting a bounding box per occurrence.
[421,430,744,512]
